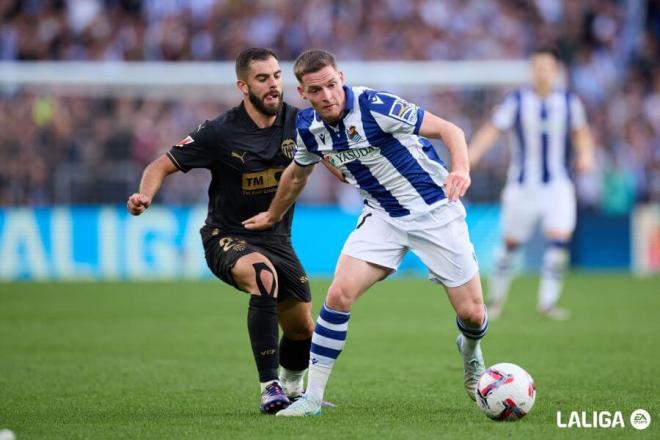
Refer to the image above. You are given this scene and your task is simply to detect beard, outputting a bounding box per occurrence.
[248,87,282,117]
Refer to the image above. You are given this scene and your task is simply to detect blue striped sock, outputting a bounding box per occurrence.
[306,304,350,402]
[310,303,350,368]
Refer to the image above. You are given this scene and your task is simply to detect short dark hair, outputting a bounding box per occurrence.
[235,48,278,80]
[531,46,561,61]
[293,49,337,82]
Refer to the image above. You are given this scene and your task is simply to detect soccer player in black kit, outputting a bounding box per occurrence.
[127,48,318,414]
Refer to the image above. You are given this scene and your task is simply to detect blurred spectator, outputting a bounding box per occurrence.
[0,0,658,209]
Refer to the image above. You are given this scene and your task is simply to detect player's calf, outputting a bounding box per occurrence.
[538,240,570,317]
[487,243,520,317]
[234,255,282,407]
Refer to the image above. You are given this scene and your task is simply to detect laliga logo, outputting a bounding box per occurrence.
[556,409,651,430]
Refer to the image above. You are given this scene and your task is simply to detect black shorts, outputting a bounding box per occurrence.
[200,225,311,303]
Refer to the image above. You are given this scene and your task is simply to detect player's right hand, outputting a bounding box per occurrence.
[444,169,471,202]
[127,193,151,216]
[242,211,277,230]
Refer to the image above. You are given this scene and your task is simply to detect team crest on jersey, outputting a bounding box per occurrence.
[346,126,363,143]
[175,135,194,147]
[388,99,418,125]
[281,139,296,159]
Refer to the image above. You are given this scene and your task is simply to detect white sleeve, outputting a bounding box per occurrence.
[491,93,518,130]
[293,132,321,167]
[569,94,587,130]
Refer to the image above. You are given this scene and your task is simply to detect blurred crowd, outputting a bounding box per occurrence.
[0,0,658,213]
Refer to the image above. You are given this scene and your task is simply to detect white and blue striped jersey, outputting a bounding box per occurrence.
[294,86,448,218]
[492,87,587,186]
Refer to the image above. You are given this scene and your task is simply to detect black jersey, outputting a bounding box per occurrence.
[167,102,299,238]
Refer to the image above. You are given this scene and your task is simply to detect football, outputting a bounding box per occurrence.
[475,362,536,421]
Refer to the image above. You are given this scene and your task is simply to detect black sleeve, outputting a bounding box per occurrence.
[166,121,217,172]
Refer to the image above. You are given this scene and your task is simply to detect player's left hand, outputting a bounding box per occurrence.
[243,211,277,230]
[444,170,471,202]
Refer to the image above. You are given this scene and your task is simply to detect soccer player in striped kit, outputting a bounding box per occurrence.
[244,49,488,416]
[469,47,595,321]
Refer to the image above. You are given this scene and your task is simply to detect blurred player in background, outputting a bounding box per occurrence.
[127,48,315,414]
[244,49,488,416]
[469,47,595,320]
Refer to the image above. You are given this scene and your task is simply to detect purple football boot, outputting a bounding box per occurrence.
[260,382,290,414]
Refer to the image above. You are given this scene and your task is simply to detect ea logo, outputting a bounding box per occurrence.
[630,409,651,430]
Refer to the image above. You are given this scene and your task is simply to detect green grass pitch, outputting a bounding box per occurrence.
[1,274,658,439]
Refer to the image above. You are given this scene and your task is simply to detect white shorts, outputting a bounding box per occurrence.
[501,180,576,243]
[341,202,480,288]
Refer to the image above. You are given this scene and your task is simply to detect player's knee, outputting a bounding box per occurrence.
[233,256,278,297]
[299,315,315,338]
[326,283,355,311]
[253,261,278,297]
[293,325,314,340]
[285,320,314,340]
[458,302,485,327]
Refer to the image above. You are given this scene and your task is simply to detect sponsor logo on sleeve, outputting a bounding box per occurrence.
[388,99,418,125]
[175,135,194,147]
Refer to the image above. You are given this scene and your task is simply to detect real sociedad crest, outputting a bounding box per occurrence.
[281,139,296,159]
[346,125,363,142]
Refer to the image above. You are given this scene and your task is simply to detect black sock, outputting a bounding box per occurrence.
[279,335,311,372]
[247,295,279,383]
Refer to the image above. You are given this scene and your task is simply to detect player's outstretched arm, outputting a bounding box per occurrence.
[243,161,314,230]
[127,154,178,216]
[467,122,501,169]
[419,112,471,202]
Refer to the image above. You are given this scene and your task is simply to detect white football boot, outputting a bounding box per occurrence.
[456,334,485,401]
[275,395,321,417]
[539,306,570,321]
